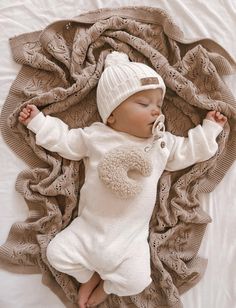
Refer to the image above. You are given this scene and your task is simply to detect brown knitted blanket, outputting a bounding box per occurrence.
[1,6,236,308]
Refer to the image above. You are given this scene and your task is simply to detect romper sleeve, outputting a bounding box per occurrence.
[27,112,89,160]
[164,119,223,171]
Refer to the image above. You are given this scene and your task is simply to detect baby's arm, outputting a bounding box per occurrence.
[18,104,40,126]
[18,104,89,160]
[165,111,227,171]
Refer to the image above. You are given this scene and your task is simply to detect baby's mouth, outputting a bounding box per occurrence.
[149,121,155,125]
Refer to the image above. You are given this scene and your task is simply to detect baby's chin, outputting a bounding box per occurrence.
[132,129,152,139]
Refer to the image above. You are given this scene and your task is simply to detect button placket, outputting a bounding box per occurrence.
[160,141,166,148]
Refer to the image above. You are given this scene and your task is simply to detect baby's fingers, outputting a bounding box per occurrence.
[18,114,28,123]
[20,109,29,117]
[221,115,227,123]
[216,112,227,121]
[21,107,31,116]
[18,108,31,123]
[215,111,224,120]
[205,110,216,121]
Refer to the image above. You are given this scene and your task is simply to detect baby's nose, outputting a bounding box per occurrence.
[151,108,160,116]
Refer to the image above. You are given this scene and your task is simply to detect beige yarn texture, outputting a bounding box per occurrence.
[1,6,236,308]
[98,145,153,199]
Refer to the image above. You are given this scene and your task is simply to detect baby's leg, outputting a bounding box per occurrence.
[78,272,102,308]
[86,280,108,308]
[46,231,98,307]
[103,242,152,297]
[46,238,94,281]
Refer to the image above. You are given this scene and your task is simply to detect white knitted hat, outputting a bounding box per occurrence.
[97,51,166,123]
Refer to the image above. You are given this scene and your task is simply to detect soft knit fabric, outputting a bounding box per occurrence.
[1,6,236,308]
[28,112,222,296]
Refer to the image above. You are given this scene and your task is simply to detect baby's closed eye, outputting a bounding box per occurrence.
[138,102,149,107]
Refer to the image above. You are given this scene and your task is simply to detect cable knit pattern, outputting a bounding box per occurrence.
[1,6,236,308]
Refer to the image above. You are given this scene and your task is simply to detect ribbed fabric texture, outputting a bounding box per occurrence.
[1,6,236,308]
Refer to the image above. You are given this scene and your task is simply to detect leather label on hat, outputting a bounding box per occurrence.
[140,77,159,86]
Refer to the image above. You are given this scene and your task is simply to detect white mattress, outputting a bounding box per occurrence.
[0,1,236,307]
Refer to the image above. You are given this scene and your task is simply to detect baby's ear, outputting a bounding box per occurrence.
[107,114,115,125]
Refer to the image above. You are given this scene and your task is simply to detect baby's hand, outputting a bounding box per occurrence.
[205,110,227,127]
[18,104,40,126]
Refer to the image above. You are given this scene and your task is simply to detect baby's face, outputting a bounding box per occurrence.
[107,88,163,138]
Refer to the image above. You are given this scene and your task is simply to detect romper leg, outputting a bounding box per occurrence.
[46,232,94,283]
[102,243,152,296]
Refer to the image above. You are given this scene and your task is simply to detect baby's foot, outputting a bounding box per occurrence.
[77,272,101,308]
[86,280,108,307]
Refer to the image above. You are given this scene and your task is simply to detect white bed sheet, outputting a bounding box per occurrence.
[0,1,236,307]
